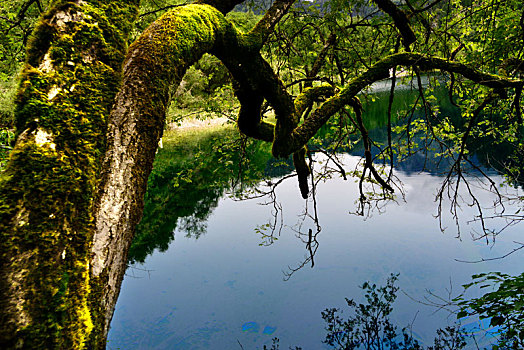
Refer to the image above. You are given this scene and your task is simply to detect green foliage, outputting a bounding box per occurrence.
[262,0,524,172]
[0,0,49,77]
[168,54,237,123]
[322,274,468,350]
[226,10,260,32]
[130,124,273,263]
[0,1,49,127]
[455,272,524,349]
[0,127,14,170]
[0,76,17,127]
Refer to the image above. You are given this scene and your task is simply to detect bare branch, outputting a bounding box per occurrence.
[455,242,524,263]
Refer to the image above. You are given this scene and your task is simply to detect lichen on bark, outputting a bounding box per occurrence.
[0,0,138,348]
[2,1,523,349]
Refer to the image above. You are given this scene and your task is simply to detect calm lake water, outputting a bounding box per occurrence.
[107,153,522,349]
[107,82,523,349]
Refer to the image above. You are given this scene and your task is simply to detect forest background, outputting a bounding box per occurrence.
[0,0,523,349]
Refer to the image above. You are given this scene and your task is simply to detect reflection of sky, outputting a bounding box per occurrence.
[108,154,523,349]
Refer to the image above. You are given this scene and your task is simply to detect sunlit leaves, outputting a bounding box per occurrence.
[455,272,524,348]
[0,0,49,76]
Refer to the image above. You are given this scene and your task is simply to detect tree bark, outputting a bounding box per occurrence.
[1,1,523,348]
[91,3,237,338]
[0,0,138,348]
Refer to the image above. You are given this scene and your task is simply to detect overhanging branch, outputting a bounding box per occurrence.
[373,0,417,46]
[248,0,297,49]
[281,53,524,156]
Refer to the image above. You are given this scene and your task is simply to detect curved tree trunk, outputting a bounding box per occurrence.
[91,3,236,337]
[1,0,522,348]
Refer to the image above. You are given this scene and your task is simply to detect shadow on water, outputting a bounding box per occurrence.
[116,80,524,349]
[130,80,523,264]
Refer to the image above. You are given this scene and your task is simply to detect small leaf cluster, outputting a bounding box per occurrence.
[455,272,524,349]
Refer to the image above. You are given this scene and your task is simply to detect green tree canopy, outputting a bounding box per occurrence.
[0,0,523,348]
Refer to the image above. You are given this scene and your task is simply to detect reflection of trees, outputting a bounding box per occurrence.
[317,81,524,240]
[131,82,524,268]
[129,178,223,263]
[280,81,524,274]
[128,127,273,263]
[347,83,461,175]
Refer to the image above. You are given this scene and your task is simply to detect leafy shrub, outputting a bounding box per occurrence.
[322,274,467,350]
[455,272,524,349]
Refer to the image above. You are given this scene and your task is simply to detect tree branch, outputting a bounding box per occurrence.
[373,0,417,46]
[294,85,335,117]
[282,53,523,156]
[247,0,297,48]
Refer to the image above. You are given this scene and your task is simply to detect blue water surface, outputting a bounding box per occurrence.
[107,154,522,349]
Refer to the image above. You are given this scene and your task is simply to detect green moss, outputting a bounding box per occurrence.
[294,85,335,118]
[0,2,255,348]
[25,20,55,67]
[0,1,139,348]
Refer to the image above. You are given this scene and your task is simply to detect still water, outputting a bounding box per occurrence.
[107,150,522,349]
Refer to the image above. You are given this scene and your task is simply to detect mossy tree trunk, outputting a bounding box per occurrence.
[1,0,523,348]
[0,0,139,348]
[90,3,238,337]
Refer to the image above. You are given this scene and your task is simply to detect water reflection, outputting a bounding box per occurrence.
[128,128,273,263]
[109,82,523,349]
[130,81,522,264]
[108,149,522,349]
